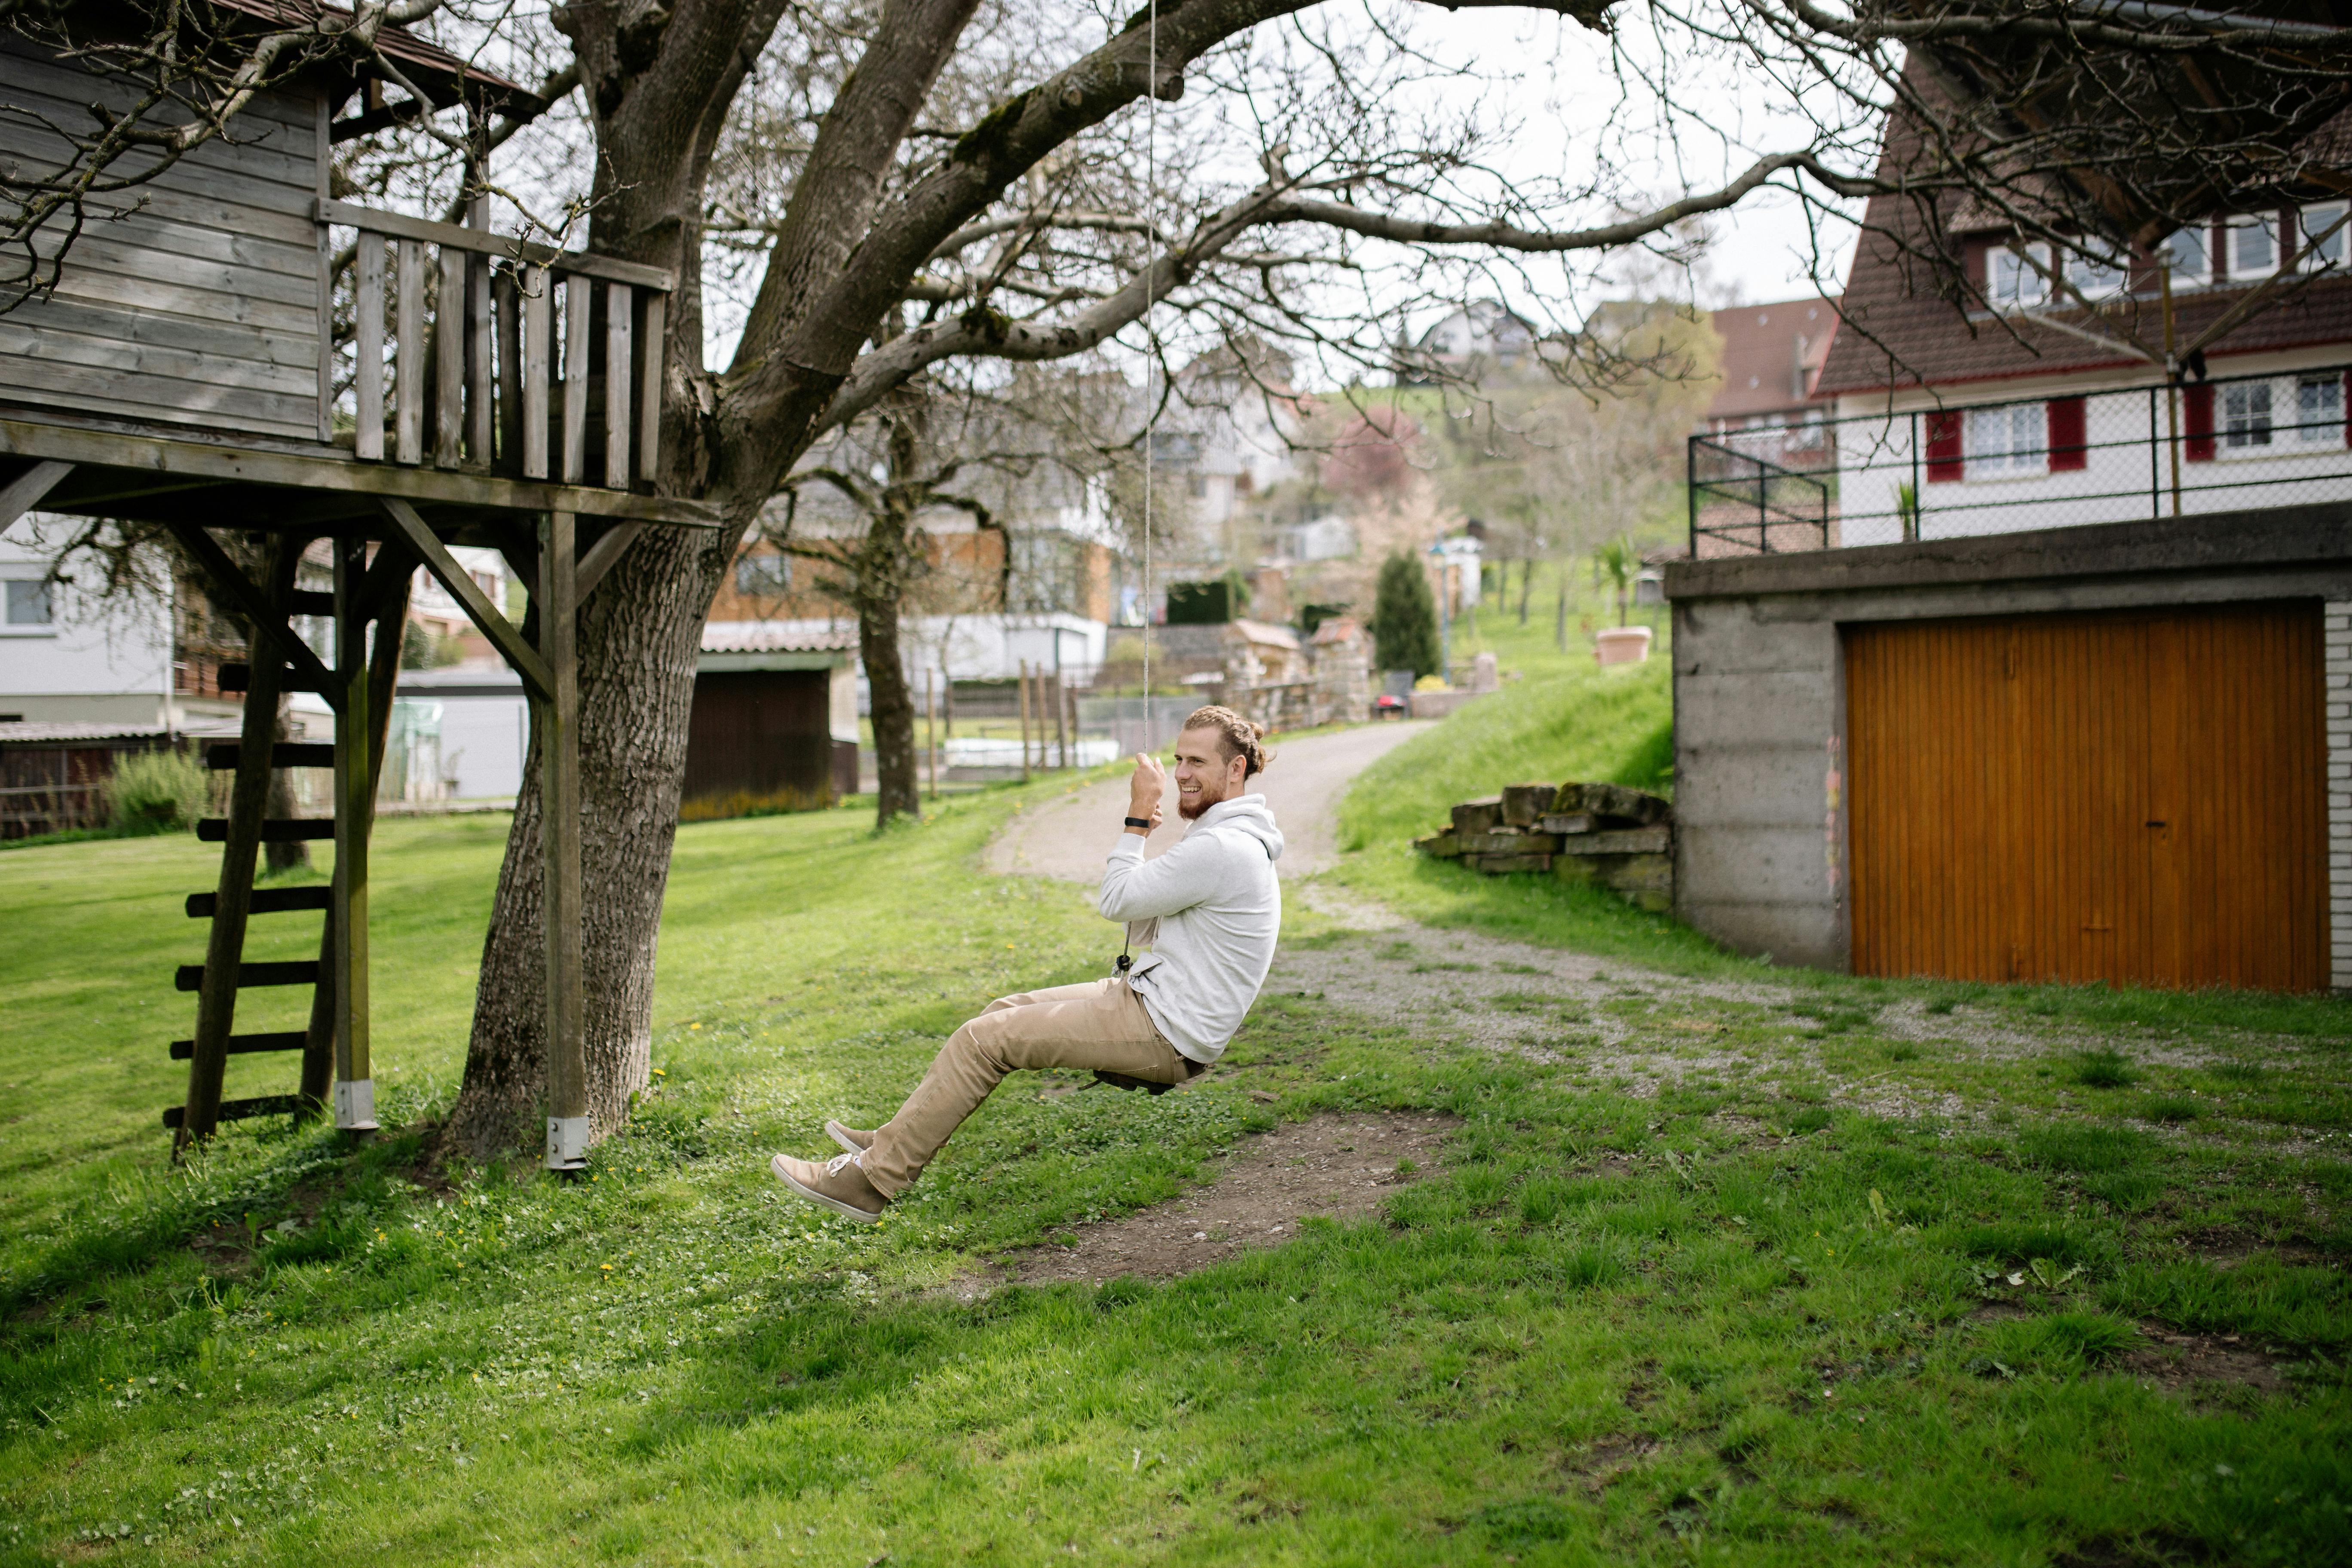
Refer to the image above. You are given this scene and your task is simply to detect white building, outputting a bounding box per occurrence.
[0,518,201,728]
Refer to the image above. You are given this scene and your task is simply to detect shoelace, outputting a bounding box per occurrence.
[825,1150,862,1177]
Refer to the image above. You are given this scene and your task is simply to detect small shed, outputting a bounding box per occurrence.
[0,719,235,837]
[683,635,858,817]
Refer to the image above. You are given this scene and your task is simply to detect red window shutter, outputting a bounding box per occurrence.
[2046,397,2087,471]
[2183,383,2215,463]
[1924,410,1963,482]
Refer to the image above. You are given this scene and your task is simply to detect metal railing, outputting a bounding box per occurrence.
[1688,360,2352,555]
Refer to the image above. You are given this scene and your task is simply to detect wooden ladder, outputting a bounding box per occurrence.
[168,536,412,1152]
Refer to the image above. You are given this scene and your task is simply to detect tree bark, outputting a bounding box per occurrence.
[442,522,732,1158]
[857,552,922,825]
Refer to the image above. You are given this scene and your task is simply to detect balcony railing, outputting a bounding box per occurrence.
[1688,360,2352,556]
[317,202,673,490]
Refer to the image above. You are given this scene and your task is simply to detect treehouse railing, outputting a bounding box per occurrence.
[317,200,672,490]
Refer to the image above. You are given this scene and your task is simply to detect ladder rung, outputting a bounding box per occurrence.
[169,1031,309,1060]
[175,960,319,992]
[163,1094,305,1129]
[196,818,335,843]
[285,590,335,616]
[204,742,337,772]
[186,885,333,918]
[218,662,330,696]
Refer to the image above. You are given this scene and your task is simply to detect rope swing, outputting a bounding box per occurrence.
[1139,0,1158,749]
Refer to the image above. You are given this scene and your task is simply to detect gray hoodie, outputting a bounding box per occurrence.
[1098,794,1285,1063]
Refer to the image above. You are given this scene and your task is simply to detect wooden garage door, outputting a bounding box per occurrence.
[1846,602,2327,992]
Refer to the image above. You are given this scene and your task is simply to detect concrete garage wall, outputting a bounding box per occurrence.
[1663,501,2352,977]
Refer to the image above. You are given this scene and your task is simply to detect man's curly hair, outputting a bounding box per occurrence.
[1181,705,1272,778]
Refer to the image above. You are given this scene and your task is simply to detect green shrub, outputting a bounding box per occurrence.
[2138,1094,2204,1124]
[104,748,208,833]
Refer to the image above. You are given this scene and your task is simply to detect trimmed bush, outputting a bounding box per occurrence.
[104,748,208,833]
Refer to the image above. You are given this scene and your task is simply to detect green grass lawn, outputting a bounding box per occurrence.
[3,674,2349,1565]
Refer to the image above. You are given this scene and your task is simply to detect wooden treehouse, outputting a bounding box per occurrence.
[0,13,714,1165]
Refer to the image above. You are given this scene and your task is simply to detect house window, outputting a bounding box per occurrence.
[2221,381,2272,450]
[1988,244,2050,307]
[2299,202,2348,272]
[2160,225,2213,287]
[2064,248,2127,300]
[5,578,52,627]
[1966,403,2045,477]
[734,554,790,597]
[2294,376,2345,444]
[2226,213,2279,281]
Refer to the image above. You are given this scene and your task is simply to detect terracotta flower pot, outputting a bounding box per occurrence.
[1594,626,1653,666]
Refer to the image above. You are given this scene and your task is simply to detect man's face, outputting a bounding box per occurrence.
[1171,726,1247,820]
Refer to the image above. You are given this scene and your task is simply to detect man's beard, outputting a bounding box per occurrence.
[1177,785,1219,821]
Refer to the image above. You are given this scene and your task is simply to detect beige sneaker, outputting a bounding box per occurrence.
[825,1119,875,1155]
[769,1151,887,1223]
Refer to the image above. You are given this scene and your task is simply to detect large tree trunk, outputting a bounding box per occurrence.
[859,563,922,826]
[442,0,982,1155]
[441,524,732,1158]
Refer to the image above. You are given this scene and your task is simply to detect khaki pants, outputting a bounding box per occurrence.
[862,978,1197,1196]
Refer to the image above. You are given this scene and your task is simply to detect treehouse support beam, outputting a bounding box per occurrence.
[539,509,589,1171]
[331,536,377,1132]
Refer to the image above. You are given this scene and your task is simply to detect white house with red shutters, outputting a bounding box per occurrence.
[1805,198,2352,548]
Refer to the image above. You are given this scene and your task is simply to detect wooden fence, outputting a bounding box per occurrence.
[319,202,671,489]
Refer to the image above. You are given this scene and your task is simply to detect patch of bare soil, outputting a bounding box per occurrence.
[959,1111,1452,1292]
[1561,1435,1661,1493]
[2122,1323,2292,1394]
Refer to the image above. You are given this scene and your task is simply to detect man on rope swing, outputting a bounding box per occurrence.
[769,705,1285,1222]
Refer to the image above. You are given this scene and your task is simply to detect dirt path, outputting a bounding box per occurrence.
[985,720,1432,882]
[966,1111,1453,1292]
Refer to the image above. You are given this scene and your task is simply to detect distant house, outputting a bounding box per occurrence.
[1806,122,2351,547]
[1667,76,2352,998]
[1401,301,1540,385]
[682,628,860,818]
[0,522,179,729]
[1700,295,1841,467]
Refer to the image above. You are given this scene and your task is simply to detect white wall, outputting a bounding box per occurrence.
[1831,348,2352,548]
[0,517,173,724]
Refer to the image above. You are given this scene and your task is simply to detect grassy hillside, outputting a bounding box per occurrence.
[1326,643,1735,969]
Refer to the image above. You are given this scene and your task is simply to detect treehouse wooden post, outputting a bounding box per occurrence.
[541,510,590,1172]
[331,536,377,1131]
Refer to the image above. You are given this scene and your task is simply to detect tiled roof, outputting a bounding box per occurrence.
[1706,297,1841,420]
[1228,618,1301,650]
[1816,77,2352,398]
[700,623,858,655]
[207,2,538,106]
[0,720,239,745]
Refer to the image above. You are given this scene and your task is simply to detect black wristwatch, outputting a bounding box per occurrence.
[1124,816,1152,829]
